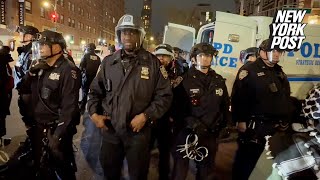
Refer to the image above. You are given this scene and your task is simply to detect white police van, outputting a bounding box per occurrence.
[163,11,320,99]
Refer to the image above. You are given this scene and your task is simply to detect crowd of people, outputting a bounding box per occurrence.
[0,13,319,180]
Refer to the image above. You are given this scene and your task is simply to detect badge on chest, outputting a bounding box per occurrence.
[48,72,60,81]
[269,83,278,93]
[215,88,223,96]
[190,89,200,106]
[141,67,149,80]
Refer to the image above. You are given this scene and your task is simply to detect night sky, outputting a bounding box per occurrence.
[125,0,236,34]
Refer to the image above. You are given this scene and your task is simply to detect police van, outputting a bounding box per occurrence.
[163,11,320,100]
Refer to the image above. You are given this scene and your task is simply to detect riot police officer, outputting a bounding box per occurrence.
[23,30,81,179]
[231,39,292,180]
[239,47,258,64]
[12,25,39,159]
[149,43,176,180]
[87,14,172,180]
[173,47,189,75]
[109,44,116,54]
[171,43,229,180]
[0,40,14,144]
[79,43,101,114]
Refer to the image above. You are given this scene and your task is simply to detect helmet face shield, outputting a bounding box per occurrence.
[195,53,213,70]
[31,41,52,61]
[116,28,143,51]
[154,44,174,57]
[115,14,145,51]
[31,41,42,61]
[266,50,284,64]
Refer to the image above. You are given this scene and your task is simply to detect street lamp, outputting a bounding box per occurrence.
[146,36,154,50]
[42,0,58,31]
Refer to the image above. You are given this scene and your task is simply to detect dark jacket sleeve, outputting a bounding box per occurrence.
[54,66,81,138]
[231,68,251,123]
[87,61,106,116]
[79,54,87,72]
[144,62,173,120]
[220,79,231,127]
[171,78,190,127]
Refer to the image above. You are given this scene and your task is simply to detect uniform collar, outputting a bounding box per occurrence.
[51,54,65,68]
[189,66,215,76]
[256,57,282,71]
[110,48,148,66]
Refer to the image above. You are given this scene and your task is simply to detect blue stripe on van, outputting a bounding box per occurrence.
[288,77,320,82]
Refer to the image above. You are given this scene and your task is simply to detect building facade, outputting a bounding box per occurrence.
[141,0,152,38]
[242,0,320,24]
[1,0,124,53]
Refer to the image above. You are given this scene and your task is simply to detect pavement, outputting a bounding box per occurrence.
[0,90,238,180]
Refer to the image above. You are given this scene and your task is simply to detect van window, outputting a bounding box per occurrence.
[201,29,214,45]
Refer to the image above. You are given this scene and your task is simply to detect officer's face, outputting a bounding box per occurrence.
[19,33,33,44]
[156,54,172,67]
[196,53,212,67]
[39,43,61,58]
[40,44,51,58]
[120,29,140,51]
[260,50,283,65]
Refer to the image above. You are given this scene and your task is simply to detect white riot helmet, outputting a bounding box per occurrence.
[154,44,174,57]
[115,14,146,50]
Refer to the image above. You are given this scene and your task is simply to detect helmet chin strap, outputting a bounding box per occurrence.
[41,50,62,61]
[199,65,211,69]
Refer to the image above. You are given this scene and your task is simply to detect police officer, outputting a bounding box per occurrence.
[171,43,229,180]
[87,14,172,180]
[109,44,116,54]
[149,43,176,180]
[231,39,292,180]
[79,43,101,114]
[12,25,39,159]
[23,30,81,179]
[173,47,189,75]
[239,47,258,64]
[0,40,14,144]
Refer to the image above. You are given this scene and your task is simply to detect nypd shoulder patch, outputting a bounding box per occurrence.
[160,65,168,79]
[239,70,248,80]
[171,76,183,88]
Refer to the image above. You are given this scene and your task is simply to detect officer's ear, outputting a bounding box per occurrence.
[191,57,196,64]
[52,44,62,54]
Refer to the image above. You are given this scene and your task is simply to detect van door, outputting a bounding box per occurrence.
[163,23,196,53]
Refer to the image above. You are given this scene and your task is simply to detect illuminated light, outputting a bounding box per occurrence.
[309,19,317,24]
[65,35,70,41]
[43,1,50,8]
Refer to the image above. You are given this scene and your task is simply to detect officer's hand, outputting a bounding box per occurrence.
[237,122,247,132]
[194,123,208,137]
[91,113,109,129]
[130,113,147,132]
[29,60,50,74]
[47,129,63,159]
[169,117,174,122]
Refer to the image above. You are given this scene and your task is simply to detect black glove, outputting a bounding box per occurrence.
[47,129,63,159]
[29,61,50,75]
